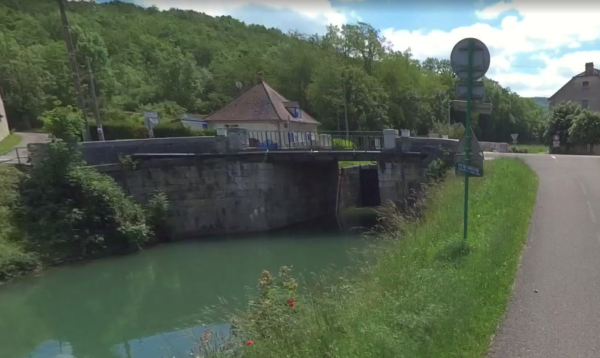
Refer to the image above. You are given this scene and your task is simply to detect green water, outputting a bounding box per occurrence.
[0,221,366,358]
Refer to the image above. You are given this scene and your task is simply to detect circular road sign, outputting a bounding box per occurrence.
[450,38,490,81]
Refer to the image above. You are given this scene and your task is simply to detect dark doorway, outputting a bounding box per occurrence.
[359,168,381,207]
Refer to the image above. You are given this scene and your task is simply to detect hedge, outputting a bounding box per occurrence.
[88,122,216,140]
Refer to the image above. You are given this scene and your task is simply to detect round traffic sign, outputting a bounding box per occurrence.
[450,38,490,80]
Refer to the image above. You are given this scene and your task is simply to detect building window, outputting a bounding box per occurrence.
[582,100,589,109]
[583,81,590,88]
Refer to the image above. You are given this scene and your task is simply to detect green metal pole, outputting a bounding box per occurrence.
[463,39,474,241]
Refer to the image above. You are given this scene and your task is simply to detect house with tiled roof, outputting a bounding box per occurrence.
[549,62,600,111]
[204,75,320,132]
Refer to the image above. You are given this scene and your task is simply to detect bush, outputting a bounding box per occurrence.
[90,122,149,141]
[146,191,172,242]
[18,141,150,259]
[427,150,452,181]
[431,122,465,139]
[41,102,85,143]
[510,147,529,154]
[153,121,216,138]
[0,166,40,281]
[332,138,356,150]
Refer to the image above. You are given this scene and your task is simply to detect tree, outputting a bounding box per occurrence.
[545,101,581,146]
[18,141,150,258]
[41,102,85,142]
[569,109,600,152]
[0,0,548,142]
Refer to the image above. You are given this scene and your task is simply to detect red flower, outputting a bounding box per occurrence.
[245,340,254,346]
[288,299,295,308]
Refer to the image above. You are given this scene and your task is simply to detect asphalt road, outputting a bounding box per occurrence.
[488,153,600,358]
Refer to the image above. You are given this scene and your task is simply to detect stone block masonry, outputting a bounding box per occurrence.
[102,157,338,238]
[378,161,425,208]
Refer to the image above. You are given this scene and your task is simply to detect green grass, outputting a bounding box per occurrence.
[0,134,22,155]
[514,144,548,154]
[223,158,538,358]
[339,161,376,168]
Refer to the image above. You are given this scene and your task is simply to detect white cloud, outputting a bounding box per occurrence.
[475,1,514,20]
[383,0,600,97]
[145,0,347,31]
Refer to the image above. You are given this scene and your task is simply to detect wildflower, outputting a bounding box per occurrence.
[245,340,254,346]
[288,299,295,308]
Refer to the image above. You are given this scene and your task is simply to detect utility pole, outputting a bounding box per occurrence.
[86,57,104,141]
[57,0,91,141]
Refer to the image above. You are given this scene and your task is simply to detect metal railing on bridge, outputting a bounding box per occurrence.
[245,130,383,151]
[0,147,30,165]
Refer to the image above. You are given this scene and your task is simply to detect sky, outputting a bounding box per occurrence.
[98,0,600,98]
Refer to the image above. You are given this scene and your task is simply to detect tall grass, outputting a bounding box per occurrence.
[214,158,537,358]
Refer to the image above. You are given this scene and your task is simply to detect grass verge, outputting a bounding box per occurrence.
[513,144,548,154]
[0,134,22,155]
[222,158,538,358]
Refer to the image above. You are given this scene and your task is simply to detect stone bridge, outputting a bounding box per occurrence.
[30,129,507,238]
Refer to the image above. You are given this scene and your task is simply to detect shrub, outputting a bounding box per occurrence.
[153,121,216,138]
[332,138,356,150]
[18,141,150,259]
[0,166,40,281]
[41,101,85,143]
[145,191,172,242]
[431,122,465,139]
[90,122,148,141]
[427,150,452,181]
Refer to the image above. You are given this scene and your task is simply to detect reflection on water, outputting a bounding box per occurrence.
[0,219,366,358]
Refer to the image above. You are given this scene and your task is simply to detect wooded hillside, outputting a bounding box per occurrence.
[0,0,545,142]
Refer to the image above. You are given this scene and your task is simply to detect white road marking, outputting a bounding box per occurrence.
[580,182,588,196]
[587,201,597,223]
[551,155,557,159]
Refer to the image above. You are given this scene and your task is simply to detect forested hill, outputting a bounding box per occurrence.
[0,0,545,142]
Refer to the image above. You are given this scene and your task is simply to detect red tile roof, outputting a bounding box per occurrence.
[204,81,320,125]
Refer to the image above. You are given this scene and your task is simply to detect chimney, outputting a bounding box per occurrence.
[256,71,264,84]
[586,62,594,75]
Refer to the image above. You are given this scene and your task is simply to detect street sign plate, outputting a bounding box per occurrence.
[455,162,483,177]
[456,126,483,156]
[511,133,518,141]
[455,80,485,100]
[450,38,491,81]
[553,140,560,148]
[452,100,493,115]
[553,134,560,141]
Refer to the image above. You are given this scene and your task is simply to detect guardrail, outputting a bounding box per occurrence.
[0,147,30,165]
[246,130,383,151]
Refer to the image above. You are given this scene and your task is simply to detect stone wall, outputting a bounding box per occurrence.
[338,166,362,208]
[101,157,338,237]
[79,137,228,165]
[378,161,425,208]
[480,141,509,153]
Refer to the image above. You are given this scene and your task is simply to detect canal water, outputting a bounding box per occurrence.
[0,219,369,358]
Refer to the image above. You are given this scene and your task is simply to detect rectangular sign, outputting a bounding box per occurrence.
[455,81,485,100]
[456,162,483,177]
[553,140,560,148]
